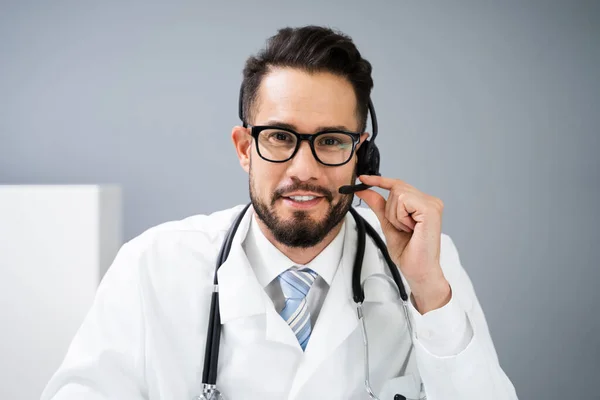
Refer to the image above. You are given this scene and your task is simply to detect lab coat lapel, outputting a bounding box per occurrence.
[217,207,300,349]
[217,244,265,324]
[288,212,359,400]
[217,208,265,324]
[264,293,303,349]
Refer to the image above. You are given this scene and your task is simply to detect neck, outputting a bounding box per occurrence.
[255,217,344,265]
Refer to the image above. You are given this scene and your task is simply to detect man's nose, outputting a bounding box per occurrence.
[287,140,320,181]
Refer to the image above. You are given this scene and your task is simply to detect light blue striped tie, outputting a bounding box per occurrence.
[278,267,318,351]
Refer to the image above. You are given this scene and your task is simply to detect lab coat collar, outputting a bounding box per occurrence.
[243,214,293,289]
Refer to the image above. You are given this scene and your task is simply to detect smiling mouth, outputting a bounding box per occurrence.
[274,185,333,205]
[280,195,325,209]
[284,195,320,202]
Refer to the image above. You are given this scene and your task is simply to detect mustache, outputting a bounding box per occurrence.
[273,183,334,203]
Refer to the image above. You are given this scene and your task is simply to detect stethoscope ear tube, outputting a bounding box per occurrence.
[348,207,366,303]
[361,219,408,302]
[201,291,218,384]
[202,203,252,386]
[208,293,222,385]
[349,207,409,303]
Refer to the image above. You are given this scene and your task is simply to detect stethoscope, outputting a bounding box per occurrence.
[196,202,427,400]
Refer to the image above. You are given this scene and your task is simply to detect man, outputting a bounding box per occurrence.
[42,26,517,399]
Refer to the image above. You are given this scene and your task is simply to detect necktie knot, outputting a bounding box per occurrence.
[278,267,317,299]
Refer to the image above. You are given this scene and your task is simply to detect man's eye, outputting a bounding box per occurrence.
[275,133,291,141]
[269,132,293,141]
[320,138,340,146]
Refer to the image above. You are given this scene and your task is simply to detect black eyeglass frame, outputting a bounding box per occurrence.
[249,125,362,167]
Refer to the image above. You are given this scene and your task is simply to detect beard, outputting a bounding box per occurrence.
[249,167,355,249]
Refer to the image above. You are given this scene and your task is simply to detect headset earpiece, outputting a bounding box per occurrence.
[356,139,381,177]
[355,98,381,178]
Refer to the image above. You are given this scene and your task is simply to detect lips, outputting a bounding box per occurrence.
[283,192,323,199]
[274,185,333,203]
[281,196,324,209]
[284,195,322,204]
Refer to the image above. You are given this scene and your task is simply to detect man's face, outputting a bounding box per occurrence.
[235,68,368,248]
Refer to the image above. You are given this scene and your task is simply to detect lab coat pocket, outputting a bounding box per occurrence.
[378,373,424,400]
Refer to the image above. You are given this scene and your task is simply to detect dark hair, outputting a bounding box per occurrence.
[241,25,374,132]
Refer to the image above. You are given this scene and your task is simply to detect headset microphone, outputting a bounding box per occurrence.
[338,183,372,195]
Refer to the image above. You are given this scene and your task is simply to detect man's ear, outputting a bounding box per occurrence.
[357,132,370,149]
[352,132,370,166]
[231,126,252,173]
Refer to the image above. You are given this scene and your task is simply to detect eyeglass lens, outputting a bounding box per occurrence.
[257,129,355,165]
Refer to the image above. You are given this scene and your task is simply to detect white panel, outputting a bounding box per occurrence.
[0,185,122,400]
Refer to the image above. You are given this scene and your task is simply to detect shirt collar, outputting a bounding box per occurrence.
[243,210,346,288]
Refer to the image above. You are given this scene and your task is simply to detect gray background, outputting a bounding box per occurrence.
[1,0,599,398]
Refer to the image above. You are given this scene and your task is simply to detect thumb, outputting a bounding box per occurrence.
[354,188,387,225]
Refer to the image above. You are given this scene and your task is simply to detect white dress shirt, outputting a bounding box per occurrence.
[243,212,474,357]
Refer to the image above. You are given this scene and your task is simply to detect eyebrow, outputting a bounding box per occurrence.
[262,120,354,133]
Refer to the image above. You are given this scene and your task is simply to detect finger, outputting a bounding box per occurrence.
[386,192,412,233]
[354,189,387,224]
[358,175,407,191]
[397,193,418,230]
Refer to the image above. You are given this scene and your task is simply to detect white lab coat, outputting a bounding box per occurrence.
[41,204,518,400]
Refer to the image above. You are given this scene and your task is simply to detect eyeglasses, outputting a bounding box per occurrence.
[249,125,362,166]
